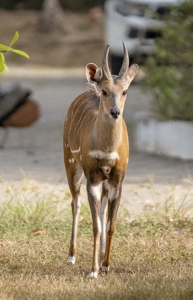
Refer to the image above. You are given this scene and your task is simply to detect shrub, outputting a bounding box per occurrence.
[144,0,193,121]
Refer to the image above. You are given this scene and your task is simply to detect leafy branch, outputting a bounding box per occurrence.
[0,31,29,72]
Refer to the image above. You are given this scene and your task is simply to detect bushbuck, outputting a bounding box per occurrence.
[64,42,138,278]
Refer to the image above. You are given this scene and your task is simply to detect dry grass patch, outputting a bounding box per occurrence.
[0,178,193,299]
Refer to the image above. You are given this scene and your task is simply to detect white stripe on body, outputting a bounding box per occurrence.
[73,102,96,137]
[69,97,89,137]
[71,147,81,153]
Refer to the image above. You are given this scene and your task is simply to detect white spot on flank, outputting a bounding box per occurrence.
[89,150,119,160]
[67,256,76,264]
[68,158,75,164]
[71,147,81,153]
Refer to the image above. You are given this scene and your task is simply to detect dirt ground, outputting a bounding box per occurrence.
[0,9,104,68]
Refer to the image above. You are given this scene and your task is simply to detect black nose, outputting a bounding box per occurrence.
[110,108,120,119]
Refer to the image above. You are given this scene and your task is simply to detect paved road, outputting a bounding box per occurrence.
[0,69,193,185]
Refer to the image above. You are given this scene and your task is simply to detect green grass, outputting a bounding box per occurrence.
[0,178,193,299]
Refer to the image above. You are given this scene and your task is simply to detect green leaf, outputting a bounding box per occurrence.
[0,54,5,72]
[9,31,19,47]
[0,53,9,72]
[0,44,11,52]
[10,48,30,58]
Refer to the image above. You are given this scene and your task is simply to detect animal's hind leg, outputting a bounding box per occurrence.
[65,157,83,264]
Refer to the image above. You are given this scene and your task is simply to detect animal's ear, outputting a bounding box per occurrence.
[127,64,139,83]
[86,63,102,85]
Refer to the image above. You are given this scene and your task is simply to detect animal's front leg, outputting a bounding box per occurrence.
[100,181,108,271]
[102,184,122,273]
[87,182,102,279]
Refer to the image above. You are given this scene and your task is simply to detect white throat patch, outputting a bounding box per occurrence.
[88,150,119,160]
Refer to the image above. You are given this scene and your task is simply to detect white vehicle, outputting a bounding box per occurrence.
[104,0,182,73]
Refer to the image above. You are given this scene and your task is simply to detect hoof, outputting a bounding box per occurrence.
[100,264,110,273]
[67,256,76,264]
[89,271,98,279]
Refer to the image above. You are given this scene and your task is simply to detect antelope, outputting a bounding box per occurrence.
[63,42,138,278]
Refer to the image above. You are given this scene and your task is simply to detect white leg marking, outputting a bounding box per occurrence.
[89,271,98,279]
[90,184,102,201]
[89,150,119,160]
[101,195,108,253]
[67,256,76,264]
[108,185,117,202]
[68,159,71,163]
[106,220,110,233]
[72,196,81,249]
[97,216,102,234]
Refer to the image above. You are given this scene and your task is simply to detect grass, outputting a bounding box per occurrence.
[0,177,193,299]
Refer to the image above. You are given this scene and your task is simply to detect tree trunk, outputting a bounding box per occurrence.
[38,0,64,33]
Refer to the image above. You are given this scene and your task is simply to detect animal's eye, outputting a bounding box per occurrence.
[102,90,107,96]
[122,90,127,96]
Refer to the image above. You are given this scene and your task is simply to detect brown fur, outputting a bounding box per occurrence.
[63,45,138,278]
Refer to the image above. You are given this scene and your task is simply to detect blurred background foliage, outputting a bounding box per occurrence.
[144,1,193,121]
[0,0,105,10]
[0,0,105,68]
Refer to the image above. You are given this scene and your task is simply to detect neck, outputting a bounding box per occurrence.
[92,105,123,153]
